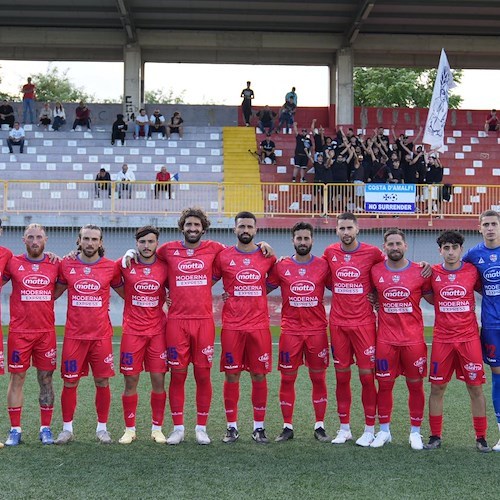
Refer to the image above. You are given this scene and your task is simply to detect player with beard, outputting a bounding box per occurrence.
[267,222,331,442]
[213,212,276,444]
[117,226,169,445]
[3,224,60,446]
[54,225,123,445]
[370,229,432,450]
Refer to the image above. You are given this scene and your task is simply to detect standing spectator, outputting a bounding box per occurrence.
[425,153,444,215]
[350,154,366,211]
[38,103,52,130]
[259,134,276,164]
[387,159,404,184]
[95,168,111,198]
[256,106,276,135]
[277,97,296,134]
[485,109,499,135]
[21,77,36,124]
[240,81,254,127]
[148,109,166,140]
[116,164,135,199]
[0,100,15,128]
[134,108,149,139]
[313,153,332,213]
[292,122,312,182]
[71,102,91,131]
[7,122,25,154]
[155,166,171,199]
[285,87,297,106]
[52,102,66,131]
[166,111,184,140]
[111,114,128,146]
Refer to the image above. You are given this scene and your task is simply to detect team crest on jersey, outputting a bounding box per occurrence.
[70,268,76,274]
[331,255,337,261]
[448,274,456,282]
[491,254,498,263]
[83,267,91,275]
[478,257,485,264]
[378,277,384,283]
[186,248,194,256]
[243,258,251,266]
[298,268,306,276]
[285,269,291,276]
[343,254,351,262]
[143,267,151,276]
[391,275,400,283]
[174,250,180,256]
[130,268,136,274]
[31,264,40,272]
[18,265,25,271]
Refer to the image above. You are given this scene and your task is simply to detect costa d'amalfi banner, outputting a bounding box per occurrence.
[364,184,416,213]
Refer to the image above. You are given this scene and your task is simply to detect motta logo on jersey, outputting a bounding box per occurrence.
[383,286,411,301]
[483,266,500,282]
[335,266,360,282]
[236,269,261,284]
[178,259,204,274]
[134,279,161,295]
[439,284,467,300]
[22,274,50,289]
[74,279,101,294]
[290,280,315,295]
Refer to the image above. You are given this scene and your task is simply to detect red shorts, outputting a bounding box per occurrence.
[166,318,215,369]
[375,342,427,380]
[330,323,376,370]
[220,328,272,374]
[120,334,168,375]
[8,330,57,373]
[278,333,329,372]
[0,331,4,375]
[61,337,115,382]
[430,340,485,386]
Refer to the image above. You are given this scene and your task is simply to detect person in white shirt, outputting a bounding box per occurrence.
[38,103,53,130]
[7,122,25,154]
[117,163,136,199]
[134,108,149,139]
[148,110,166,140]
[52,102,66,131]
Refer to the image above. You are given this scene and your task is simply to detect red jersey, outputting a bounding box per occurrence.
[4,254,60,334]
[431,262,481,343]
[323,242,385,326]
[267,255,329,335]
[59,256,123,340]
[0,246,14,320]
[371,260,432,346]
[213,246,276,330]
[157,239,225,319]
[118,257,168,337]
[22,83,36,99]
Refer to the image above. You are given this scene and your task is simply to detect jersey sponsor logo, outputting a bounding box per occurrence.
[478,258,484,264]
[439,284,467,300]
[435,275,441,281]
[364,345,376,357]
[178,259,204,273]
[45,348,57,359]
[236,269,261,284]
[284,269,291,276]
[318,348,328,359]
[483,266,500,282]
[104,354,114,365]
[202,345,214,362]
[133,279,161,295]
[22,274,51,289]
[130,268,136,274]
[383,286,410,301]
[464,362,482,372]
[335,266,360,282]
[413,356,427,375]
[70,268,76,274]
[290,280,315,295]
[331,255,337,261]
[229,260,236,266]
[18,265,25,271]
[173,250,180,255]
[74,279,101,294]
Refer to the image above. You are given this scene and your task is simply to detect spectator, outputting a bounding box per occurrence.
[95,167,111,198]
[313,152,332,213]
[71,101,91,131]
[240,81,254,126]
[0,100,15,128]
[367,153,390,184]
[259,133,276,164]
[38,103,52,130]
[256,106,277,135]
[21,77,36,124]
[311,119,325,155]
[387,159,404,183]
[111,114,128,146]
[7,122,25,154]
[425,153,444,214]
[485,109,499,135]
[52,102,66,131]
[277,96,297,134]
[166,111,184,139]
[155,165,172,200]
[134,108,149,139]
[292,122,313,182]
[285,87,297,106]
[350,154,366,212]
[330,147,353,213]
[148,109,166,140]
[116,163,135,199]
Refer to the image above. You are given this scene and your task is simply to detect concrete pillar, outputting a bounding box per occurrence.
[123,44,142,121]
[329,63,336,128]
[335,47,354,127]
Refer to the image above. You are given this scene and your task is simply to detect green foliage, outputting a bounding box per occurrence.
[0,67,14,100]
[354,67,463,109]
[31,66,94,103]
[145,88,186,104]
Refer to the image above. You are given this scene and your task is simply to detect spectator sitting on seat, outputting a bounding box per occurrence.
[155,165,171,199]
[148,109,166,140]
[52,102,66,131]
[485,109,499,135]
[256,105,277,135]
[166,111,184,139]
[111,114,128,146]
[71,101,91,131]
[116,163,135,199]
[95,167,111,198]
[259,133,276,164]
[38,103,52,130]
[0,100,15,128]
[134,108,149,139]
[7,122,25,154]
[277,96,296,134]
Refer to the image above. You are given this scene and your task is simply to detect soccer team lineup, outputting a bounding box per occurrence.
[0,207,499,452]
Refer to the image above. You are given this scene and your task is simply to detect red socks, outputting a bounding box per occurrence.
[194,367,212,426]
[40,405,54,428]
[359,372,377,426]
[377,379,395,424]
[61,385,78,423]
[8,407,22,428]
[169,371,188,426]
[279,372,297,424]
[335,370,352,424]
[223,380,240,423]
[251,379,268,423]
[309,371,327,423]
[122,393,138,428]
[95,385,111,423]
[406,379,425,427]
[150,391,167,427]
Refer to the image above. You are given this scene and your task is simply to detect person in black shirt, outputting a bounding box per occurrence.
[256,106,276,135]
[259,134,276,164]
[240,81,254,126]
[111,114,128,146]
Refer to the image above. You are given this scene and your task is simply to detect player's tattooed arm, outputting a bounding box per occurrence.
[45,252,62,263]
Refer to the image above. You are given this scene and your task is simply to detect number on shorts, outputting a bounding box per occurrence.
[225,352,234,365]
[279,351,291,365]
[376,358,389,372]
[121,352,133,366]
[11,350,21,363]
[64,359,77,373]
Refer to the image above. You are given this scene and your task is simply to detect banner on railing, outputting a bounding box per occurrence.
[365,184,416,213]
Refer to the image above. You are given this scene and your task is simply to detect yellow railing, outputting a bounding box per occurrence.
[1,180,498,218]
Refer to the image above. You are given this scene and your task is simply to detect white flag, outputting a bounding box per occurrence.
[423,49,456,152]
